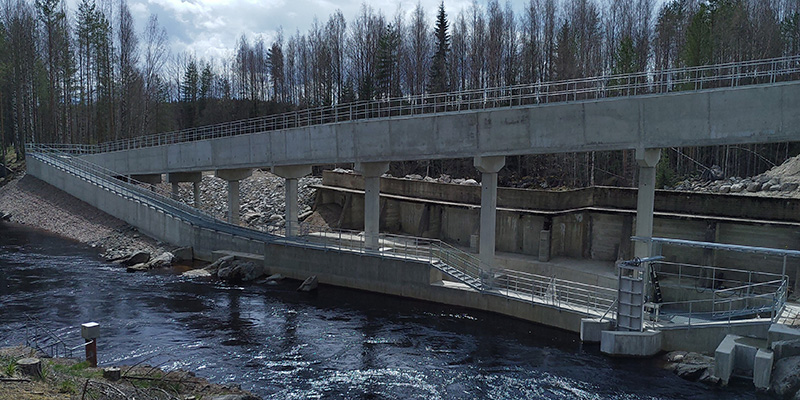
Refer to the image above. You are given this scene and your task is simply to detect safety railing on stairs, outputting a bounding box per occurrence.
[36,55,800,156]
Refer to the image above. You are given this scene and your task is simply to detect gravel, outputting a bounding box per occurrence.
[0,174,168,259]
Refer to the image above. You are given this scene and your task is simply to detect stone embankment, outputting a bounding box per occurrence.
[671,154,800,197]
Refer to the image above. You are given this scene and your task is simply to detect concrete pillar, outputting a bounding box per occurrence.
[193,182,201,207]
[474,156,505,270]
[273,165,312,236]
[166,172,203,205]
[634,148,661,258]
[215,169,253,225]
[355,162,390,250]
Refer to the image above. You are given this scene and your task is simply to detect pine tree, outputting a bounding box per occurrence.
[375,23,400,99]
[428,2,450,94]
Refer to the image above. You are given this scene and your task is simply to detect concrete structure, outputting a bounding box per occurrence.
[81,83,800,176]
[272,165,312,236]
[315,171,800,280]
[214,169,252,225]
[474,156,505,269]
[166,172,202,206]
[754,349,773,390]
[580,318,613,343]
[634,149,660,258]
[600,330,662,357]
[355,162,389,249]
[27,155,593,334]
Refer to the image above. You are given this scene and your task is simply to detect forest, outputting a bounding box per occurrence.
[1,0,799,188]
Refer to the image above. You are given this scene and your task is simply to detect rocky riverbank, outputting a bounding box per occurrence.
[0,346,259,400]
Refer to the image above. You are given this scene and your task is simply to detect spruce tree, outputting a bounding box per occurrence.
[428,2,450,94]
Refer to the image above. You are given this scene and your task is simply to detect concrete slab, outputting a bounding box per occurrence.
[600,330,662,357]
[581,318,612,343]
[715,334,739,385]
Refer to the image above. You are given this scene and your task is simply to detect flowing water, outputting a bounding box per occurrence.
[0,223,767,399]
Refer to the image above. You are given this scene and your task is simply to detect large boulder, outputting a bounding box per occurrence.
[147,252,175,269]
[664,351,719,385]
[770,356,800,398]
[774,339,800,361]
[206,256,235,275]
[172,247,193,263]
[221,261,262,283]
[120,251,150,266]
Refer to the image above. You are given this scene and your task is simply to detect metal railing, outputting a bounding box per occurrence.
[24,315,79,359]
[38,55,800,156]
[493,269,618,318]
[632,236,795,329]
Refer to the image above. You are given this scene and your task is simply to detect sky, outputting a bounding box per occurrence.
[112,0,478,61]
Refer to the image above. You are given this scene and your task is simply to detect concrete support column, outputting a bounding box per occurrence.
[167,172,203,206]
[193,182,201,207]
[215,169,253,225]
[273,165,312,237]
[474,156,505,270]
[634,148,661,258]
[356,162,390,250]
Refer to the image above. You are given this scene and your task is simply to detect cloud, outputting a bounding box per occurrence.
[66,0,527,64]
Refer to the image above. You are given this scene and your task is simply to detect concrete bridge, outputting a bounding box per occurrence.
[27,56,800,355]
[66,56,800,268]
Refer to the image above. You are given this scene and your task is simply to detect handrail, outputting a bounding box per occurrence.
[36,55,800,156]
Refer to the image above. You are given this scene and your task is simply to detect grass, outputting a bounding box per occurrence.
[57,379,77,394]
[2,358,17,377]
[52,361,101,380]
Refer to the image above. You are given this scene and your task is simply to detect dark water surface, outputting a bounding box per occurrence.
[0,223,766,399]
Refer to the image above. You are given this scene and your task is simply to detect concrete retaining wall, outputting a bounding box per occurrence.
[317,171,800,279]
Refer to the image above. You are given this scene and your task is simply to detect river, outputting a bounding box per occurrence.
[0,223,767,399]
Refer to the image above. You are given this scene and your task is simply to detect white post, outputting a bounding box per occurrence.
[215,169,253,225]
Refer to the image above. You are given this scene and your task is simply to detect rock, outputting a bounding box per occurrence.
[756,175,771,184]
[770,356,800,398]
[126,263,149,273]
[0,211,11,221]
[243,212,263,223]
[663,351,717,384]
[228,261,263,282]
[121,251,150,266]
[782,183,800,192]
[205,255,234,274]
[719,185,731,194]
[147,252,175,268]
[769,184,782,192]
[297,275,319,292]
[182,269,212,278]
[173,247,193,262]
[746,182,762,192]
[774,339,800,361]
[405,174,422,180]
[265,273,283,282]
[463,179,478,185]
[730,183,745,193]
